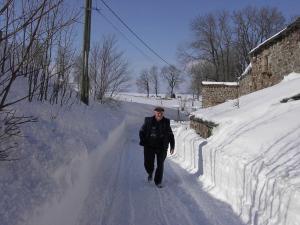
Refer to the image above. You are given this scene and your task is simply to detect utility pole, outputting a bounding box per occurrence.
[80,0,92,105]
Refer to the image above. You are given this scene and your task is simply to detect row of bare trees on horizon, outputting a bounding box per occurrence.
[136,65,184,98]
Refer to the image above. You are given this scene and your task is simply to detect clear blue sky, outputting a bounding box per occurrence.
[73,0,299,90]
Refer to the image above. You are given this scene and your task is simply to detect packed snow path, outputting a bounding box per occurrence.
[29,110,245,225]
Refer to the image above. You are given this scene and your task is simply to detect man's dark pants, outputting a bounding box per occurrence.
[144,147,167,185]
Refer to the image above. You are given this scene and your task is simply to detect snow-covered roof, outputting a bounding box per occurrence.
[238,63,252,80]
[249,17,300,56]
[202,81,238,86]
[249,28,287,55]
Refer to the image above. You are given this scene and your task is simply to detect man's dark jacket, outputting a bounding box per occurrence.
[139,116,175,151]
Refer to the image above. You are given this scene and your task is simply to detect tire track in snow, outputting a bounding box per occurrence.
[96,137,128,225]
[127,148,137,225]
[156,184,197,225]
[156,190,171,225]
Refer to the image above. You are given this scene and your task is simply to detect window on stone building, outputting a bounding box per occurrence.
[263,55,269,72]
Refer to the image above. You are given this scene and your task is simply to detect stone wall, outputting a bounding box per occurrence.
[201,83,238,108]
[189,116,217,138]
[239,73,253,96]
[200,20,300,107]
[250,29,300,91]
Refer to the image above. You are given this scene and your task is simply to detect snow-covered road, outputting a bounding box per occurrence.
[3,75,299,225]
[29,111,244,225]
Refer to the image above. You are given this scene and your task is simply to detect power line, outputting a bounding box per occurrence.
[94,7,154,62]
[99,0,173,67]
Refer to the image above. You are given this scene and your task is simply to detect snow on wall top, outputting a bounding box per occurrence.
[249,28,287,55]
[201,81,238,86]
[238,63,252,80]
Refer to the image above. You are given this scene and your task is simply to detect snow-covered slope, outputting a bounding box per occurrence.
[173,72,300,225]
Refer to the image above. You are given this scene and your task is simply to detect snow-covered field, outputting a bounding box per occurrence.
[116,92,202,114]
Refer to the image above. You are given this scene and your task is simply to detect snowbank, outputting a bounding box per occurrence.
[171,122,206,175]
[172,73,300,225]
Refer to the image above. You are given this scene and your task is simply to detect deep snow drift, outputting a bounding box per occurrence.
[173,73,300,225]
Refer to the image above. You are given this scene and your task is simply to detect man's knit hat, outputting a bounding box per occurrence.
[154,106,164,112]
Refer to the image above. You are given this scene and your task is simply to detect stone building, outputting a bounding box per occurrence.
[193,17,300,138]
[201,81,238,108]
[201,17,300,109]
[248,17,300,91]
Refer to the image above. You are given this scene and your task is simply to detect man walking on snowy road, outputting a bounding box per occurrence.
[139,106,175,188]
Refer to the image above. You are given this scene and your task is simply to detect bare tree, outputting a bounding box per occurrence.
[189,11,238,82]
[190,13,220,81]
[256,7,286,42]
[90,43,101,100]
[0,0,78,160]
[289,15,300,24]
[72,54,83,90]
[232,6,285,71]
[0,0,78,110]
[186,58,219,99]
[161,65,182,97]
[149,66,159,97]
[90,35,130,104]
[50,25,76,106]
[218,11,238,81]
[136,69,151,97]
[180,6,285,85]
